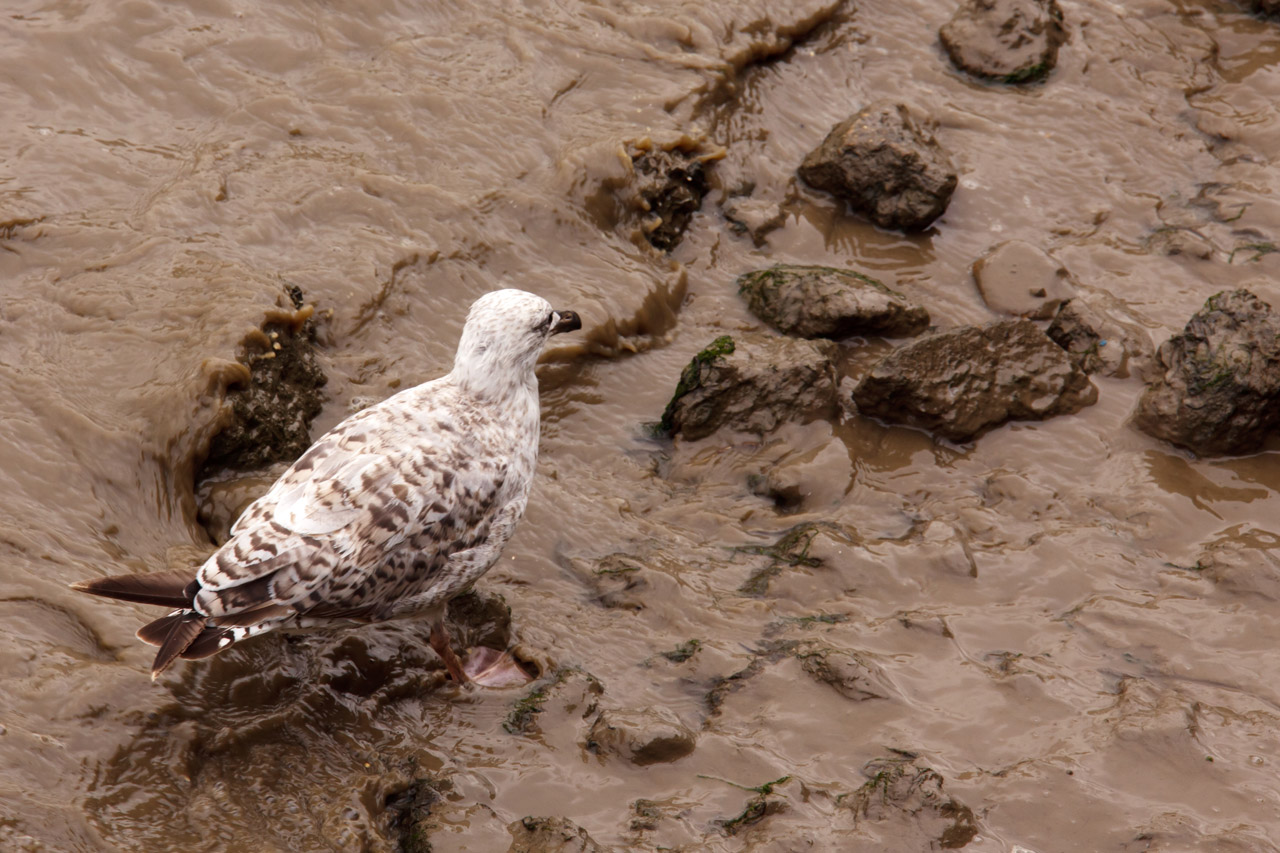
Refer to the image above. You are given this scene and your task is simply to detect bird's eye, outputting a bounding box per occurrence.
[537,312,555,331]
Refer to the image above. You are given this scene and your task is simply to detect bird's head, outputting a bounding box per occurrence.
[452,289,581,395]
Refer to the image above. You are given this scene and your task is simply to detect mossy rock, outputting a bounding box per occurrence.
[661,333,838,441]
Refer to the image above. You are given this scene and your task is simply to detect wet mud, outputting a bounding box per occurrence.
[3,0,1280,851]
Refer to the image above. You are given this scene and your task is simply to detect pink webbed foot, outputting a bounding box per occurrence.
[461,647,535,688]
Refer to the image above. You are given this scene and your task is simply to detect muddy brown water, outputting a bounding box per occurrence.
[3,0,1280,850]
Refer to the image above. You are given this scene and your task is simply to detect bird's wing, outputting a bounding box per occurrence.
[195,389,506,619]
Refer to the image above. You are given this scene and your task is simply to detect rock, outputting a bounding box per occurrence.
[585,708,696,766]
[504,669,603,737]
[1046,295,1154,379]
[1189,539,1280,602]
[852,319,1098,442]
[199,293,326,478]
[737,264,930,339]
[507,816,609,853]
[722,197,785,246]
[1239,1,1279,16]
[1146,227,1214,260]
[196,467,283,544]
[1133,289,1280,456]
[656,639,701,663]
[660,334,838,440]
[939,0,1066,84]
[706,631,890,716]
[971,241,1075,319]
[749,435,854,513]
[845,751,980,849]
[798,102,957,232]
[737,517,844,591]
[629,799,662,832]
[789,640,889,701]
[385,778,447,853]
[714,776,792,837]
[737,521,857,596]
[631,146,712,252]
[445,588,516,653]
[313,589,518,700]
[583,554,649,611]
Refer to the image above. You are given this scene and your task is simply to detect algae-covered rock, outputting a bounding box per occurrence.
[507,816,610,853]
[852,319,1097,442]
[631,146,712,252]
[661,334,838,440]
[971,240,1075,319]
[585,707,696,766]
[738,264,930,339]
[1133,289,1280,456]
[940,0,1066,84]
[202,290,327,474]
[798,102,957,232]
[1046,294,1153,379]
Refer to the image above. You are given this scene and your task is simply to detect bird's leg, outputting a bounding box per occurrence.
[428,616,469,684]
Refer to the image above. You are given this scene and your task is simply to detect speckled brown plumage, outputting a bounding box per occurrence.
[73,289,581,680]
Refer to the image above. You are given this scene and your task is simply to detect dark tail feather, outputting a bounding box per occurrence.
[180,626,236,660]
[71,569,197,609]
[151,612,206,679]
[137,612,185,646]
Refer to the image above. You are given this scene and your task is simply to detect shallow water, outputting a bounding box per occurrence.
[3,0,1280,850]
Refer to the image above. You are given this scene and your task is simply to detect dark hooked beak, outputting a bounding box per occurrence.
[551,310,581,335]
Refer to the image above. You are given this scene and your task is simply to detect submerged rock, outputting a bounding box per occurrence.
[384,778,448,853]
[1046,294,1154,379]
[798,102,957,232]
[585,707,696,766]
[789,640,889,702]
[971,240,1075,319]
[631,145,712,251]
[737,521,855,596]
[738,264,930,339]
[201,292,327,475]
[582,554,649,611]
[852,319,1098,442]
[504,669,603,736]
[722,196,785,247]
[939,0,1066,83]
[1133,289,1280,456]
[713,776,792,837]
[660,334,838,440]
[845,751,980,849]
[1146,227,1214,260]
[508,816,609,853]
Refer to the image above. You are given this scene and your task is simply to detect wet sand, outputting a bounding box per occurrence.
[2,0,1280,850]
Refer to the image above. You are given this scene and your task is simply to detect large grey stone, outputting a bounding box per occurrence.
[852,319,1097,442]
[738,264,929,339]
[798,102,957,232]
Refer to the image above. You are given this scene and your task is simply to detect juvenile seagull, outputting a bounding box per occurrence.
[73,289,581,682]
